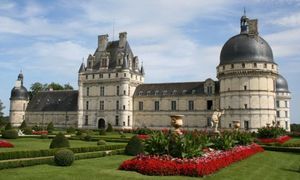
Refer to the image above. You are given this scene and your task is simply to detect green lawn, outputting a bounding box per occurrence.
[284,137,300,144]
[0,138,122,152]
[0,151,299,180]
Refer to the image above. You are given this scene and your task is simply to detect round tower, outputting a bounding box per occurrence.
[275,74,291,131]
[217,14,278,131]
[9,72,29,127]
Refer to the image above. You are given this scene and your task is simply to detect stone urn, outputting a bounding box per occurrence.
[170,115,184,135]
[233,120,240,131]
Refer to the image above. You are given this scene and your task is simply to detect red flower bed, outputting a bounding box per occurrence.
[119,143,264,177]
[137,134,150,140]
[0,140,14,148]
[258,135,291,144]
[32,130,48,135]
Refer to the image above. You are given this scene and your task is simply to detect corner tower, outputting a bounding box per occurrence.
[9,72,29,127]
[217,14,278,131]
[78,32,144,129]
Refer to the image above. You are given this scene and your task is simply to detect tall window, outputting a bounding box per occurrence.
[254,63,257,68]
[116,101,119,110]
[101,59,107,67]
[139,101,143,111]
[86,101,89,110]
[86,87,90,96]
[244,104,248,109]
[285,101,288,107]
[128,116,130,126]
[116,86,120,96]
[207,86,212,95]
[244,121,249,130]
[85,115,88,125]
[100,86,105,96]
[285,111,288,118]
[244,85,247,90]
[171,101,176,111]
[242,63,245,68]
[276,101,280,108]
[276,111,280,117]
[188,101,194,111]
[116,73,118,77]
[100,101,104,110]
[207,100,213,110]
[99,74,103,78]
[154,101,160,111]
[115,116,119,126]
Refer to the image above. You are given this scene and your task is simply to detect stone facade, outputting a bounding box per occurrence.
[9,15,291,131]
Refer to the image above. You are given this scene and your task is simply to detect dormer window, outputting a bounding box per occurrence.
[155,90,159,96]
[231,64,234,69]
[182,90,187,94]
[138,91,143,96]
[242,63,245,68]
[192,90,196,94]
[254,63,257,67]
[163,90,168,95]
[172,90,177,95]
[264,63,267,68]
[147,91,151,96]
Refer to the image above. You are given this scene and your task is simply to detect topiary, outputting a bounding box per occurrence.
[125,135,144,156]
[49,132,70,149]
[97,139,107,145]
[4,123,12,130]
[83,134,92,141]
[2,129,18,139]
[99,129,106,135]
[47,122,54,133]
[19,121,27,130]
[54,149,75,166]
[23,127,32,135]
[106,123,113,132]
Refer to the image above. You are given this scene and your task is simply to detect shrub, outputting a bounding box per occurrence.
[257,126,286,138]
[144,131,168,155]
[125,135,144,156]
[66,127,76,134]
[134,127,152,135]
[83,134,92,141]
[4,123,12,130]
[2,129,18,139]
[211,133,236,150]
[120,134,126,138]
[40,134,48,139]
[76,129,88,136]
[233,131,252,145]
[23,127,32,135]
[106,123,113,132]
[47,122,54,133]
[54,149,74,166]
[97,139,107,145]
[19,121,27,130]
[32,125,42,131]
[49,133,70,149]
[99,129,106,135]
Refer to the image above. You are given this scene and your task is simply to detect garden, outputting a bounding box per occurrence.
[0,121,300,179]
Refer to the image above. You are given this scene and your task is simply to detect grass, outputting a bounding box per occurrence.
[0,138,123,152]
[284,137,300,144]
[0,151,299,180]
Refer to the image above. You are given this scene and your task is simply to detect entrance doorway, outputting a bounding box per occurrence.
[98,119,105,129]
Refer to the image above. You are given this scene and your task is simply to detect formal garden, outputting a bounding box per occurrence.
[0,120,300,179]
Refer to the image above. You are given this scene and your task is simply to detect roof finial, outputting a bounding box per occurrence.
[243,7,246,16]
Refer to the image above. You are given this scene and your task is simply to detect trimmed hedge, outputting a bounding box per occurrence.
[0,144,126,161]
[2,129,18,139]
[49,133,70,149]
[261,145,300,153]
[70,136,130,143]
[0,149,125,170]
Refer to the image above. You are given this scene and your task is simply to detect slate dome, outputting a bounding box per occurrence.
[276,74,289,92]
[10,86,29,100]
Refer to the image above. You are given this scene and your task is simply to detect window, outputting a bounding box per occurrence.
[123,121,125,126]
[244,121,249,130]
[85,115,88,125]
[115,116,119,126]
[244,104,248,109]
[155,90,159,96]
[242,63,245,68]
[207,100,213,110]
[285,101,288,107]
[86,75,88,79]
[101,59,107,67]
[264,63,267,68]
[276,111,280,117]
[92,74,95,79]
[100,87,105,96]
[207,117,211,127]
[188,100,194,111]
[222,66,225,70]
[116,101,119,110]
[155,101,160,111]
[87,87,90,96]
[229,123,232,128]
[285,111,288,118]
[272,64,274,69]
[116,86,120,96]
[123,90,126,95]
[147,91,151,96]
[163,90,168,95]
[172,90,177,95]
[231,64,234,69]
[244,85,247,90]
[138,91,143,96]
[116,73,118,77]
[108,73,111,78]
[139,101,143,111]
[276,101,280,108]
[254,63,257,68]
[171,101,176,111]
[124,73,126,77]
[123,105,125,110]
[100,101,104,110]
[86,101,89,110]
[128,116,130,126]
[285,121,288,130]
[100,74,103,78]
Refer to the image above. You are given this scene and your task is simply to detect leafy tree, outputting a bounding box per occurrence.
[30,82,48,97]
[64,83,74,90]
[0,100,6,127]
[48,82,63,90]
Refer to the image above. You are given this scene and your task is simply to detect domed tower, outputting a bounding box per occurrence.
[275,74,291,131]
[217,14,278,131]
[9,72,29,127]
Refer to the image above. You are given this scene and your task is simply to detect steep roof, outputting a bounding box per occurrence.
[26,90,78,112]
[134,81,219,96]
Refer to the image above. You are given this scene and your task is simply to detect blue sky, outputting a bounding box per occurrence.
[0,0,300,123]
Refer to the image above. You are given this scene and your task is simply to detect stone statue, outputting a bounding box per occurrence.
[170,115,184,135]
[211,109,225,133]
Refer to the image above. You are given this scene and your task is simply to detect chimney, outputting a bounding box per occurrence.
[98,34,109,51]
[118,32,127,48]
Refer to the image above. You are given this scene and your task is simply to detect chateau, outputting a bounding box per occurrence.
[9,15,291,131]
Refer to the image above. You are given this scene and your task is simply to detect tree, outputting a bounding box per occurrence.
[48,82,64,90]
[64,83,74,90]
[30,82,47,96]
[0,99,5,118]
[47,122,54,133]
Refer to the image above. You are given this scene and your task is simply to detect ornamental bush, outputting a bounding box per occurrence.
[4,123,12,130]
[99,129,106,135]
[49,133,70,149]
[125,135,144,156]
[47,122,54,133]
[233,131,252,145]
[83,134,92,141]
[19,121,27,130]
[211,133,236,150]
[97,139,107,145]
[23,127,32,135]
[54,149,74,166]
[106,123,113,132]
[257,126,286,138]
[2,129,18,139]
